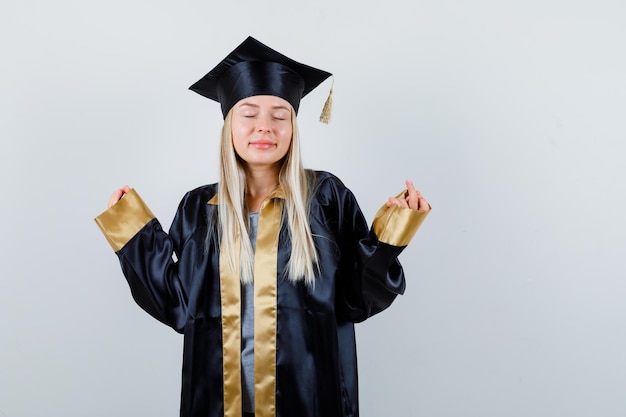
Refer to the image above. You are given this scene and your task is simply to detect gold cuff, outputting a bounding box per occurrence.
[94,189,155,251]
[372,190,431,247]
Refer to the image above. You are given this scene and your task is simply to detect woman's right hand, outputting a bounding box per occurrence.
[108,185,131,208]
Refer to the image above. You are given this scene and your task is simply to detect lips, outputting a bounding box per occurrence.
[250,140,275,150]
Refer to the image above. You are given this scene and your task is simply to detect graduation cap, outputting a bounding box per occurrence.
[189,36,333,122]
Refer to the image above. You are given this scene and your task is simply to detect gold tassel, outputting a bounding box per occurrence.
[319,77,334,124]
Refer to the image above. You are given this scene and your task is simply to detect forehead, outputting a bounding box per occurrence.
[235,95,292,110]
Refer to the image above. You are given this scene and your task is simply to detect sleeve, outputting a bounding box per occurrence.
[94,189,196,332]
[332,182,430,323]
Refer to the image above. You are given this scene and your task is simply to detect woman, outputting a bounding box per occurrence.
[96,36,430,417]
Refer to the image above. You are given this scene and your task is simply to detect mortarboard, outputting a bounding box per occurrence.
[189,36,333,122]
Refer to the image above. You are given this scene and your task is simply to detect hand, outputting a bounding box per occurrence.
[386,179,429,211]
[108,185,131,209]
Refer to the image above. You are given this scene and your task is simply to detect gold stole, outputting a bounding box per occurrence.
[212,189,283,417]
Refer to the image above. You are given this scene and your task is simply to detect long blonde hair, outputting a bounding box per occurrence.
[213,109,318,286]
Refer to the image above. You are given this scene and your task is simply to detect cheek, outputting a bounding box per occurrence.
[279,136,293,158]
[278,125,293,144]
[231,116,252,135]
[231,131,246,156]
[231,121,250,146]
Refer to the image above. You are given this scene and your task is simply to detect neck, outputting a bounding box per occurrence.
[244,164,281,212]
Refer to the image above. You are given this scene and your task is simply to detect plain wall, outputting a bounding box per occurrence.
[1,0,625,416]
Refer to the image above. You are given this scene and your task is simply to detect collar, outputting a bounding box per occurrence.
[207,185,286,206]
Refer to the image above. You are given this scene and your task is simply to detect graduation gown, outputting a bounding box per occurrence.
[95,171,429,417]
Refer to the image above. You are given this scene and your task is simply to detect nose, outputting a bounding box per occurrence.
[256,114,272,133]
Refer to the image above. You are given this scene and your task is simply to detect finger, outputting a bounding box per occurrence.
[417,196,429,212]
[407,191,422,210]
[387,196,409,208]
[107,187,130,209]
[108,190,122,209]
[405,179,417,195]
[405,179,418,201]
[405,180,420,210]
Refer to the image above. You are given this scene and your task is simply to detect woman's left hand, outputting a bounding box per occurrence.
[386,179,429,211]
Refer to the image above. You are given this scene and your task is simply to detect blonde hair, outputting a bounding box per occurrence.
[213,109,318,286]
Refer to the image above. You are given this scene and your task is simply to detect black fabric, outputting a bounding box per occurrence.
[189,36,331,117]
[215,61,305,117]
[115,171,408,417]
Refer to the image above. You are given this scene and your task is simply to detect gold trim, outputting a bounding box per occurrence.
[94,189,155,252]
[267,186,285,200]
[372,190,431,247]
[207,186,284,206]
[220,240,242,417]
[253,196,282,417]
[215,186,284,417]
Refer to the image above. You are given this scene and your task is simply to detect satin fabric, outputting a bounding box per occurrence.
[216,61,305,117]
[188,36,332,118]
[115,171,408,417]
[252,196,281,417]
[219,226,242,417]
[94,189,155,251]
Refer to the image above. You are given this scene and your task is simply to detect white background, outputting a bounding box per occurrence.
[1,0,625,416]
